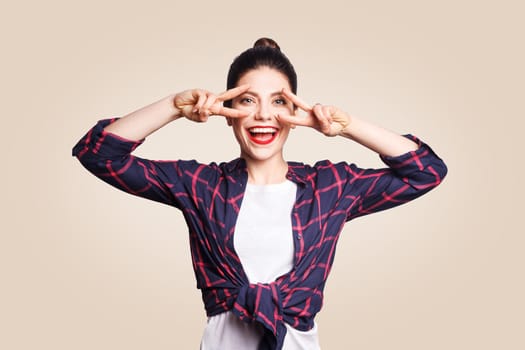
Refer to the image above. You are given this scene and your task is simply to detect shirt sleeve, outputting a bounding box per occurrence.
[342,135,448,221]
[72,118,198,209]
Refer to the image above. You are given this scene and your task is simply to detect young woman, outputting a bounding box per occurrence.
[73,38,447,350]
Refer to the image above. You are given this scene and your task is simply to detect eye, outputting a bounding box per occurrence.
[274,98,287,105]
[240,97,254,104]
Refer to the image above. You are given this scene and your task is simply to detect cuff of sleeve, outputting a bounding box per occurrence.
[379,134,437,175]
[73,118,144,158]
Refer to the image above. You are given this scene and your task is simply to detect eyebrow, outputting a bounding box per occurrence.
[241,90,285,98]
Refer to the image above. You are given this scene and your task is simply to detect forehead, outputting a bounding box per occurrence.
[237,67,292,92]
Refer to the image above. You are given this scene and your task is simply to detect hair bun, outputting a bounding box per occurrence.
[253,37,281,51]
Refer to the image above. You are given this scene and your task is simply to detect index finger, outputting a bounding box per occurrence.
[217,84,250,102]
[282,88,312,111]
[215,106,252,119]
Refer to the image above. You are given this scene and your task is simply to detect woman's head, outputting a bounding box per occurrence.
[225,38,298,166]
[224,38,297,108]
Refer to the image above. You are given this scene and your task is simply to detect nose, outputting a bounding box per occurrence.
[254,103,272,121]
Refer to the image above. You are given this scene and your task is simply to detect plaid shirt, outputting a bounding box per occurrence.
[73,118,447,349]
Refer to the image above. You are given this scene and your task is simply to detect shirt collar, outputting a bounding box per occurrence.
[224,158,308,186]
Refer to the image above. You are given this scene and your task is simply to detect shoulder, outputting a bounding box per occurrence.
[173,158,247,183]
[288,159,350,173]
[172,158,231,175]
[287,159,353,184]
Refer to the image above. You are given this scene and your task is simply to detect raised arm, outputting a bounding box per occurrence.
[104,85,252,141]
[276,88,447,219]
[277,88,418,157]
[72,86,251,207]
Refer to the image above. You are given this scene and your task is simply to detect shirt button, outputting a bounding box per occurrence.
[297,234,302,240]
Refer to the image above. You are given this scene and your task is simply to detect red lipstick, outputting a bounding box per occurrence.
[247,126,278,145]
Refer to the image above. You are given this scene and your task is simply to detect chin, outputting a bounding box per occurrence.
[241,149,282,163]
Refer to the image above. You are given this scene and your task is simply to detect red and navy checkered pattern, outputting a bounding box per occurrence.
[73,118,447,349]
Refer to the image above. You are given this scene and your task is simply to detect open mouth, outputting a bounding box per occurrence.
[247,126,278,145]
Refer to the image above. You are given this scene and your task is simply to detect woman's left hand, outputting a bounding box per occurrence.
[276,89,351,137]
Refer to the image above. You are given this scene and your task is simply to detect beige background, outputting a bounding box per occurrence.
[1,0,523,349]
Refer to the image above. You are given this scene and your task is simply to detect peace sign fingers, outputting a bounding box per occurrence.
[279,88,351,137]
[211,84,252,118]
[178,85,251,122]
[276,88,316,128]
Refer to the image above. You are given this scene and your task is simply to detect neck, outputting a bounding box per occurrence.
[243,156,288,185]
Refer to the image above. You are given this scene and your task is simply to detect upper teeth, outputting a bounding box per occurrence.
[249,127,276,133]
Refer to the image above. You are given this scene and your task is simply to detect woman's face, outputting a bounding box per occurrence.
[230,67,295,164]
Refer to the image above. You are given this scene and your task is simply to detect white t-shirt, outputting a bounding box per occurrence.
[200,181,320,349]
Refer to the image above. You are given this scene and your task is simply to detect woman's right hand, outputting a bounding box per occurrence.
[103,85,252,141]
[174,85,252,122]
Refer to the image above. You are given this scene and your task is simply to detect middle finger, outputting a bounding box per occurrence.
[217,84,250,102]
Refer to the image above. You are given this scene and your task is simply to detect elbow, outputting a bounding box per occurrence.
[438,160,448,182]
[72,145,111,176]
[433,158,448,186]
[417,159,448,191]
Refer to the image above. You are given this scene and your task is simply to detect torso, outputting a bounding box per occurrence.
[200,180,320,349]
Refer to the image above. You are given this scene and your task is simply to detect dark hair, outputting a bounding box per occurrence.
[224,38,297,107]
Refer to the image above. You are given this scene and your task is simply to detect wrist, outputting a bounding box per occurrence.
[167,94,183,121]
[337,114,354,138]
